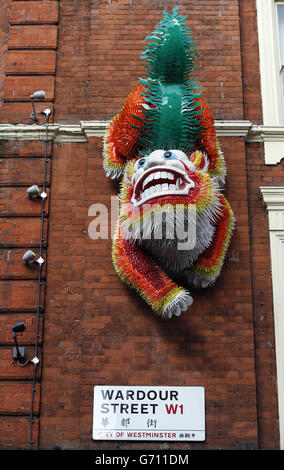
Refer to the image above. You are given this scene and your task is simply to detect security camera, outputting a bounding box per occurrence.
[41,108,51,117]
[27,185,48,200]
[40,108,51,123]
[27,184,41,199]
[23,250,36,265]
[23,250,44,267]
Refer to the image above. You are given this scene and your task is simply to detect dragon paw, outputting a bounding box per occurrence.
[162,290,193,319]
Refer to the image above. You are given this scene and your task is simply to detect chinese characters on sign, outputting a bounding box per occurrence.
[92,386,205,441]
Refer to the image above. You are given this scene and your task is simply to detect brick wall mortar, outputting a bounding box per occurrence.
[0,382,40,415]
[0,416,39,449]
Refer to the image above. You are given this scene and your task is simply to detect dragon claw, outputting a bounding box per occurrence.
[162,291,193,319]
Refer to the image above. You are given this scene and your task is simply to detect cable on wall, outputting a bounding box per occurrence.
[29,111,50,448]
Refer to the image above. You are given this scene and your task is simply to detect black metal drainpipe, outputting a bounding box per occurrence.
[29,119,49,448]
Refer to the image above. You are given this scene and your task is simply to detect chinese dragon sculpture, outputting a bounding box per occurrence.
[103,7,234,319]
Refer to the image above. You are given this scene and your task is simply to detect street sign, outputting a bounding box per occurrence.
[93,385,205,441]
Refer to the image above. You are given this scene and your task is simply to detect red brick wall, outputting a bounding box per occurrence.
[0,0,58,124]
[0,139,49,449]
[0,0,11,113]
[54,0,243,122]
[0,0,281,451]
[0,0,59,449]
[239,0,263,124]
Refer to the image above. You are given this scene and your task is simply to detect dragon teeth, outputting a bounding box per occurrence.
[176,177,183,188]
[137,169,192,203]
[142,173,154,189]
[142,171,177,191]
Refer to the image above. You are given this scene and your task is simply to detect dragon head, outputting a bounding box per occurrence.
[130,149,196,207]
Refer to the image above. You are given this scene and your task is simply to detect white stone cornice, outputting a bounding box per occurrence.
[0,121,284,164]
[250,126,284,164]
[0,119,253,142]
[260,186,284,212]
[215,120,252,137]
[80,120,109,138]
[0,123,87,143]
[246,125,284,142]
[0,121,109,142]
[0,123,60,141]
[55,124,88,143]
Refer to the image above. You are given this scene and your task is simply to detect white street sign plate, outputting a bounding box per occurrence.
[93,385,205,441]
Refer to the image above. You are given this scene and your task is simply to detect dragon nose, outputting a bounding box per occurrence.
[143,154,166,170]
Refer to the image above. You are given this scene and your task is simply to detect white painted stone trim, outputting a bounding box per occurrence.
[256,0,284,125]
[0,120,251,142]
[260,186,284,450]
[80,120,109,138]
[256,1,284,163]
[0,123,88,143]
[247,126,284,164]
[0,121,108,142]
[0,120,257,142]
[215,120,252,137]
[0,121,283,164]
[260,186,284,212]
[247,125,284,142]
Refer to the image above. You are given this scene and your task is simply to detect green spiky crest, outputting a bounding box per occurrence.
[141,6,198,84]
[131,6,207,155]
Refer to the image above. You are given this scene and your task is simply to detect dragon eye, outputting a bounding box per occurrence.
[164,151,172,158]
[137,158,146,168]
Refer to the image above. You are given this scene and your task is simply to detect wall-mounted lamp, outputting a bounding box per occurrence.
[30,90,46,122]
[23,250,44,267]
[12,321,26,361]
[27,185,47,200]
